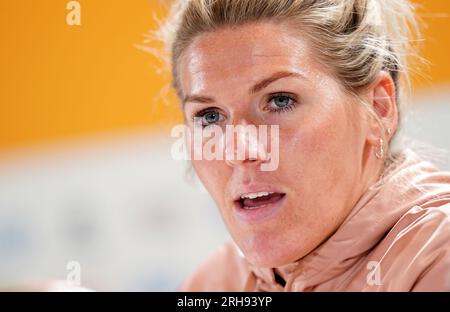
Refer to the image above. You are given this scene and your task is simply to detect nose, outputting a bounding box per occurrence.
[224,121,270,169]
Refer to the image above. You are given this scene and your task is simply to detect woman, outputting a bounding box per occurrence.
[157,0,450,291]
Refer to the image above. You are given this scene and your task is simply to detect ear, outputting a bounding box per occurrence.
[365,71,398,146]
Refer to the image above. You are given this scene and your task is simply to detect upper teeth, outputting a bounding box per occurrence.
[240,192,274,200]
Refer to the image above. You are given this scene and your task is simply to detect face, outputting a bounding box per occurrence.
[180,22,375,268]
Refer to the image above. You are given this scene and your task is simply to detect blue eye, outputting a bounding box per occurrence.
[273,96,291,108]
[194,109,224,127]
[204,111,220,124]
[267,93,297,113]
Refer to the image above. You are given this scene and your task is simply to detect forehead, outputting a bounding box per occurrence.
[179,22,319,94]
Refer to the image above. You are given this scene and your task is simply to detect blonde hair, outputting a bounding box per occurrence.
[152,0,423,165]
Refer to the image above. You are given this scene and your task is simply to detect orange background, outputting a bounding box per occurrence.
[0,0,449,153]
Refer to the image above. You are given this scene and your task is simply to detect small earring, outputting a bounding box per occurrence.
[375,137,384,159]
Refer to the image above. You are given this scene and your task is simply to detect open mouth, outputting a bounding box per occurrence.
[236,191,286,209]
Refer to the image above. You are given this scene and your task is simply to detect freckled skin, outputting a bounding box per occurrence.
[180,22,387,268]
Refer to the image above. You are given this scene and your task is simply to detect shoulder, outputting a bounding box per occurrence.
[406,204,450,290]
[378,202,450,290]
[394,202,450,245]
[177,241,252,291]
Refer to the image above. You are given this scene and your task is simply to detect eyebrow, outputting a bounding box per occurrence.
[182,71,306,107]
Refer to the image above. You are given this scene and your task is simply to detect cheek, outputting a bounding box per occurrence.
[280,102,356,195]
[192,159,220,185]
[282,110,342,168]
[191,159,229,204]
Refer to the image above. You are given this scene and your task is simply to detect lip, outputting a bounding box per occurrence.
[232,184,286,223]
[232,184,284,201]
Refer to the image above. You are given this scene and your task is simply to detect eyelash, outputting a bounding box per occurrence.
[192,107,221,123]
[192,92,298,125]
[265,92,297,113]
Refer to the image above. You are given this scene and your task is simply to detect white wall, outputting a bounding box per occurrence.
[0,133,229,291]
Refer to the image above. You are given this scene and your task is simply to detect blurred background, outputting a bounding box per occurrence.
[0,0,449,291]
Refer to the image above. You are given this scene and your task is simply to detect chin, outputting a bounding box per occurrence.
[243,248,296,268]
[238,233,304,268]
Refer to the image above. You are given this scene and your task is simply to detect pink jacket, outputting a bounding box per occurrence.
[180,148,450,291]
